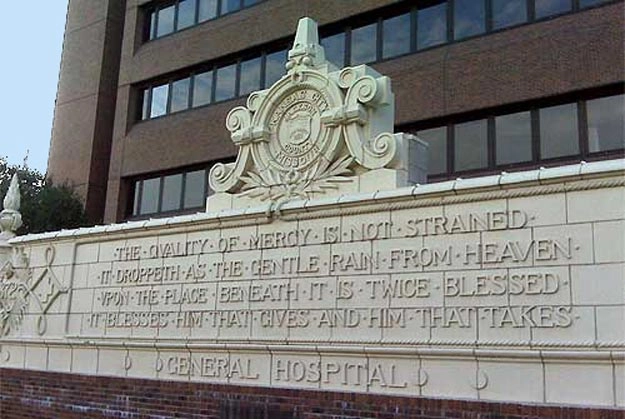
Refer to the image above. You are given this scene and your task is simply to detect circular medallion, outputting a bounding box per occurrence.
[266,87,331,171]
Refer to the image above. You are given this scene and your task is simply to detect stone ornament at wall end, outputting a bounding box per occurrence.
[0,173,23,242]
[208,17,428,213]
[0,244,69,338]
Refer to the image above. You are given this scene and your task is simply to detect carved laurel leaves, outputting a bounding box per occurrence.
[239,155,354,203]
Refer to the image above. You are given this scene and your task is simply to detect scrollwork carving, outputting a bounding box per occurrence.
[209,147,253,193]
[207,17,418,210]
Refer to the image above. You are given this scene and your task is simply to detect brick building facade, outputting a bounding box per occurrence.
[47,0,624,224]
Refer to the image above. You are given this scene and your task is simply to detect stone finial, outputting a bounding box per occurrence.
[286,17,326,71]
[4,173,21,211]
[0,173,23,240]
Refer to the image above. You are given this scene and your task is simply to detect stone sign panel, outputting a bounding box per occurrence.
[72,204,582,345]
[1,168,623,406]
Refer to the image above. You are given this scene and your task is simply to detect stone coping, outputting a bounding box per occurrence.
[1,337,624,360]
[9,158,625,244]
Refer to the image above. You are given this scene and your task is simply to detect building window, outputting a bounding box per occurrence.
[146,0,265,41]
[454,119,488,171]
[215,63,237,102]
[417,2,448,50]
[411,92,624,180]
[382,13,411,60]
[322,33,346,67]
[161,174,183,212]
[192,71,213,107]
[265,49,287,87]
[586,94,625,153]
[492,0,528,30]
[454,0,486,40]
[150,83,169,118]
[417,126,447,175]
[155,4,175,38]
[539,103,579,159]
[139,178,160,215]
[495,111,532,165]
[177,0,196,30]
[131,167,212,218]
[239,56,262,96]
[183,170,208,209]
[198,0,218,22]
[350,22,378,65]
[580,0,612,7]
[220,0,240,15]
[170,77,190,113]
[535,0,572,19]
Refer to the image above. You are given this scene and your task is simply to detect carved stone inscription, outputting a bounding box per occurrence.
[74,208,583,344]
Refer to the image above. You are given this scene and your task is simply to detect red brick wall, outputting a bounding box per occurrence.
[1,368,623,419]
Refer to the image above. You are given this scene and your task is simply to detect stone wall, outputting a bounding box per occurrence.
[1,160,624,415]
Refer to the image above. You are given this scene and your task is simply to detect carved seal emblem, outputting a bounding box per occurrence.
[208,17,414,209]
[269,88,330,171]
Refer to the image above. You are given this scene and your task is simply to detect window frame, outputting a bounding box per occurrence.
[136,0,622,121]
[129,166,214,219]
[404,87,625,182]
[144,0,266,42]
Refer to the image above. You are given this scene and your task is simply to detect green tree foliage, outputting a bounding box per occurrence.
[0,157,87,235]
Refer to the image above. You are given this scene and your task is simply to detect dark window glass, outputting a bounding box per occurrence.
[454,119,488,171]
[184,170,207,208]
[141,89,150,120]
[243,0,259,6]
[149,10,157,40]
[495,111,532,165]
[215,64,237,102]
[156,5,175,37]
[322,33,345,67]
[417,2,447,50]
[265,49,286,87]
[239,57,261,96]
[140,178,160,215]
[198,0,218,21]
[382,13,411,59]
[535,0,572,19]
[161,174,183,212]
[418,127,447,175]
[170,78,190,113]
[177,0,197,30]
[492,0,527,30]
[580,0,611,7]
[351,22,377,65]
[150,84,169,118]
[587,94,625,153]
[540,103,579,159]
[221,0,240,14]
[454,0,486,40]
[133,183,141,216]
[193,71,213,107]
